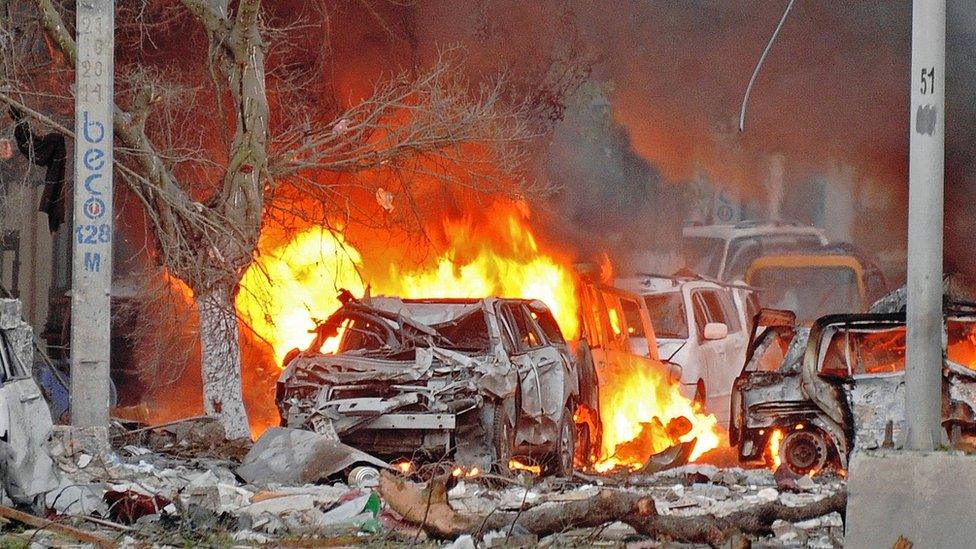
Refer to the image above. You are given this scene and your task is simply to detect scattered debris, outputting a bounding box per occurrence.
[237,426,389,486]
[641,437,698,474]
[378,470,848,546]
[103,489,173,524]
[0,504,118,548]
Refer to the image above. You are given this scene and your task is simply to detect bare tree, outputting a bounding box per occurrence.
[2,0,561,438]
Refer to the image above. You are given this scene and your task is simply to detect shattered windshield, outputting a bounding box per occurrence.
[312,303,492,356]
[643,292,688,339]
[430,309,491,352]
[947,318,976,369]
[751,267,860,323]
[820,325,906,377]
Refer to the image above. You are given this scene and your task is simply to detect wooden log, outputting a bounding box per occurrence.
[0,504,118,548]
[378,471,847,546]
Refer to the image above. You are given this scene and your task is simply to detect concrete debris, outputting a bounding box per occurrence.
[237,427,389,486]
[448,534,477,549]
[45,481,108,516]
[180,470,253,514]
[772,519,809,544]
[0,425,849,547]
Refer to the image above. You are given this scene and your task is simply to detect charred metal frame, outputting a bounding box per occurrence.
[275,293,587,472]
[731,310,976,473]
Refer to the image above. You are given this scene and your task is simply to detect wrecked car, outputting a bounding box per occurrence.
[730,307,976,475]
[0,298,59,507]
[276,291,591,476]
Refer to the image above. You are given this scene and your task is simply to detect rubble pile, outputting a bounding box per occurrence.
[1,418,847,547]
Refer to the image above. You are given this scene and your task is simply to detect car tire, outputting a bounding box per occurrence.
[574,419,591,467]
[490,400,514,475]
[548,405,575,477]
[780,429,830,476]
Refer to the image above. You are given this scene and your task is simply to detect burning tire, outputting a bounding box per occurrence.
[780,429,829,475]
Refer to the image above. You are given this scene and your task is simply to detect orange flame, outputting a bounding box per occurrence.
[509,459,542,475]
[393,460,414,474]
[593,360,721,472]
[236,201,721,462]
[237,202,579,366]
[769,429,784,469]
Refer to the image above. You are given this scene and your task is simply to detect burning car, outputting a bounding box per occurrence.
[616,272,755,428]
[730,307,976,475]
[276,291,590,475]
[575,281,721,469]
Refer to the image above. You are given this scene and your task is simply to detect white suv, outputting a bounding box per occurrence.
[616,274,755,428]
[682,221,829,281]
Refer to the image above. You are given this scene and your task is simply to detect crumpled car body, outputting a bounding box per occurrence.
[730,308,976,474]
[276,293,585,474]
[0,299,59,505]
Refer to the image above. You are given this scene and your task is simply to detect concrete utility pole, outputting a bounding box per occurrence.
[904,0,945,451]
[71,0,115,428]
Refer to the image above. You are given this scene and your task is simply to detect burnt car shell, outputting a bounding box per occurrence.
[276,294,585,474]
[731,309,976,473]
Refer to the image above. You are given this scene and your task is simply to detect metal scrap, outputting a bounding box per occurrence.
[0,298,59,505]
[237,427,389,487]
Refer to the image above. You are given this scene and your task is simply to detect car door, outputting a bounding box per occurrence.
[689,289,730,421]
[714,289,749,392]
[498,302,567,446]
[843,326,907,450]
[0,331,58,503]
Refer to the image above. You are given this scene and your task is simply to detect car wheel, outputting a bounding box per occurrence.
[490,401,514,475]
[574,420,591,467]
[548,406,575,477]
[780,429,829,476]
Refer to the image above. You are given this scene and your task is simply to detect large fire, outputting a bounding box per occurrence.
[593,360,721,471]
[237,202,579,365]
[236,200,722,466]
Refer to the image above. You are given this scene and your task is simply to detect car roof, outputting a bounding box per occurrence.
[682,221,827,241]
[617,275,720,295]
[746,253,864,272]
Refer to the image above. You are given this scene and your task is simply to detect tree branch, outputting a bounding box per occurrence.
[378,471,847,546]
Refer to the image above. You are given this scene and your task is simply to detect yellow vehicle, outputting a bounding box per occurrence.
[744,253,871,324]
